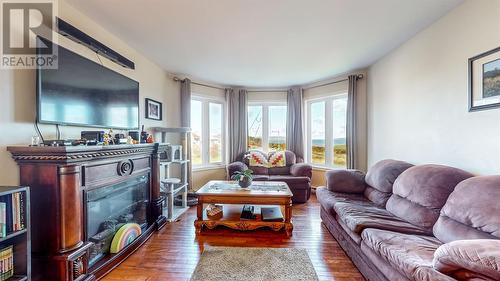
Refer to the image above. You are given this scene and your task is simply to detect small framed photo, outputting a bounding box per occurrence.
[145,98,162,120]
[469,46,500,111]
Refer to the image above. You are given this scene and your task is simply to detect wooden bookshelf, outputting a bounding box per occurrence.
[0,186,30,281]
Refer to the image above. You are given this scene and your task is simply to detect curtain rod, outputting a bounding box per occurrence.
[173,77,226,90]
[173,74,364,91]
[303,74,364,90]
[247,89,287,93]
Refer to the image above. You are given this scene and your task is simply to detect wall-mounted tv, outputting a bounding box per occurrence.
[37,38,139,129]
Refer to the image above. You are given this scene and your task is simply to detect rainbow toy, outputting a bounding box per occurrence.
[110,223,142,254]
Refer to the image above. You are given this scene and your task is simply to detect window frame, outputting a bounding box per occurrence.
[305,93,348,168]
[247,101,287,153]
[191,94,226,169]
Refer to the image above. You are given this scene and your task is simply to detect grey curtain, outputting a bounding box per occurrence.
[180,79,191,127]
[346,75,358,169]
[226,88,248,162]
[180,78,192,191]
[286,87,304,160]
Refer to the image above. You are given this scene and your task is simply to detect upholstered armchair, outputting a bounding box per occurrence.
[227,150,312,203]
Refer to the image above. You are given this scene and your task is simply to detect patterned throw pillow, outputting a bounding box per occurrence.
[249,150,269,167]
[268,151,286,168]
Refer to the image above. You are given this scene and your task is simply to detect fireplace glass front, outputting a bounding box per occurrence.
[86,174,150,266]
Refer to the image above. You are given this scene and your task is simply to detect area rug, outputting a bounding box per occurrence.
[190,247,319,281]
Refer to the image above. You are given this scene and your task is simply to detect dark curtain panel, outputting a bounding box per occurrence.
[347,75,358,169]
[226,88,248,162]
[180,78,191,127]
[286,87,304,161]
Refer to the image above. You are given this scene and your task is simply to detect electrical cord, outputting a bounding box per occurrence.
[56,124,61,140]
[34,120,45,143]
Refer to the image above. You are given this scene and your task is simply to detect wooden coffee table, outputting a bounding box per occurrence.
[194,181,293,236]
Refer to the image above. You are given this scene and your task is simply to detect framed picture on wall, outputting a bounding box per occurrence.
[145,98,162,120]
[469,46,500,111]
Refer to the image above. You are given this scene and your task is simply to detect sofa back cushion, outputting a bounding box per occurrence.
[433,176,500,243]
[386,164,473,232]
[364,159,414,205]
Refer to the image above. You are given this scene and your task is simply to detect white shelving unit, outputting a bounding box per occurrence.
[152,127,191,222]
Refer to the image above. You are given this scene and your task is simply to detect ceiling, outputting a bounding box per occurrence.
[65,0,463,88]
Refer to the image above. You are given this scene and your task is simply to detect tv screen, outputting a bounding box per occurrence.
[37,39,139,129]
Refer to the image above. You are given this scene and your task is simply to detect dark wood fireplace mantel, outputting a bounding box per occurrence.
[7,143,168,281]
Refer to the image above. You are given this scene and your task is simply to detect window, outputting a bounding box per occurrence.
[248,106,263,150]
[191,100,203,165]
[306,94,347,168]
[247,103,287,152]
[191,96,225,167]
[209,103,223,163]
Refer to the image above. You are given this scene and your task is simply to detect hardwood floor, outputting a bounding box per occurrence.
[101,193,364,281]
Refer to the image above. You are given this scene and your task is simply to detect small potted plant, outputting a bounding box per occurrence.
[231,169,254,188]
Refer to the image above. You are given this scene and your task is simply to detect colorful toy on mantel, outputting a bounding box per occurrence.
[109,223,142,254]
[103,129,114,145]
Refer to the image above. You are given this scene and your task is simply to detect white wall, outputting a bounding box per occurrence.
[0,0,180,185]
[367,0,500,175]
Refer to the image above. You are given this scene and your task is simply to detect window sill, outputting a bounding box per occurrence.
[192,164,226,172]
[310,165,346,171]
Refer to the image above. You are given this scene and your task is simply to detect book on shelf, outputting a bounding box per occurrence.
[0,245,13,280]
[261,207,284,222]
[0,191,26,237]
[240,205,256,220]
[0,203,5,238]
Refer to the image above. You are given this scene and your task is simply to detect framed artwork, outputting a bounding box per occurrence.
[469,46,500,111]
[145,98,162,120]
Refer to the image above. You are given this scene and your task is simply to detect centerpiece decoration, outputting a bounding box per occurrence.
[231,169,254,188]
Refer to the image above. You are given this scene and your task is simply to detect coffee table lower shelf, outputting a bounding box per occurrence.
[194,204,293,236]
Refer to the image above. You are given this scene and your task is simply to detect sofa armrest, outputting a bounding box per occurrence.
[433,239,500,281]
[325,169,366,193]
[226,161,248,179]
[290,163,312,178]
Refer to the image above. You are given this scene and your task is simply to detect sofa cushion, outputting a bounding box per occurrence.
[365,159,414,193]
[334,202,430,235]
[251,175,269,181]
[268,175,310,186]
[289,163,312,178]
[360,242,411,281]
[249,166,269,175]
[386,164,473,232]
[433,175,500,243]
[365,159,414,205]
[361,229,453,281]
[433,239,500,281]
[325,169,366,193]
[268,166,291,175]
[283,150,297,165]
[337,217,362,244]
[316,187,369,216]
[363,186,390,207]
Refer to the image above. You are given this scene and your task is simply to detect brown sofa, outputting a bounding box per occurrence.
[317,159,500,281]
[227,150,312,203]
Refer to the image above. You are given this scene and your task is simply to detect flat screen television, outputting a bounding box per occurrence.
[37,39,139,130]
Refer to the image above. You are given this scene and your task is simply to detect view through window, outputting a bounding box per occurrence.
[307,95,347,168]
[191,100,203,165]
[248,106,263,150]
[191,97,224,166]
[247,104,286,152]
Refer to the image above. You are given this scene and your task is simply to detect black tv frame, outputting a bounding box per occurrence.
[36,38,140,130]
